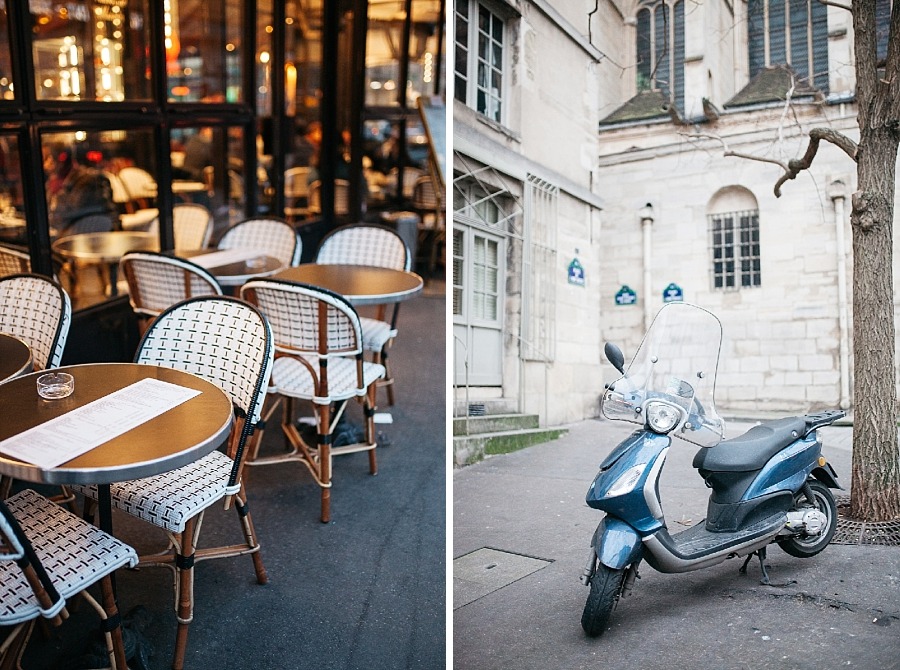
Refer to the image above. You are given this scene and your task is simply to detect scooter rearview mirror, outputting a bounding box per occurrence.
[604,342,626,375]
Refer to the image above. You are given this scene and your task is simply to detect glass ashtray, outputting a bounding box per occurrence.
[37,372,75,400]
[246,256,267,269]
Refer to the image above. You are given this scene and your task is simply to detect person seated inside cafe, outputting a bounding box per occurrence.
[46,144,117,237]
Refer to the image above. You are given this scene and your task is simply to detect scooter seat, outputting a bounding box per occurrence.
[692,416,808,472]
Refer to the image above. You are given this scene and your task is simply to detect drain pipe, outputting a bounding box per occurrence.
[829,180,851,410]
[640,203,654,330]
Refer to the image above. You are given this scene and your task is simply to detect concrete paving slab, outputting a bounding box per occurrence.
[454,547,552,608]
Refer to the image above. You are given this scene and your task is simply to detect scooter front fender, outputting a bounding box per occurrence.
[592,517,643,570]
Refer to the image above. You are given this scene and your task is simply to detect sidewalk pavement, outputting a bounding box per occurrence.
[453,418,900,670]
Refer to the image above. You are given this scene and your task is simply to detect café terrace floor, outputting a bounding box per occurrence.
[15,275,447,670]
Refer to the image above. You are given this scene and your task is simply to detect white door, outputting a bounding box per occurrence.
[453,223,504,387]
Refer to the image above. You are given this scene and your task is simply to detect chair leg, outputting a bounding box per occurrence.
[316,402,332,524]
[364,384,379,476]
[171,518,198,670]
[378,345,396,407]
[233,484,268,585]
[99,575,129,670]
[0,621,33,670]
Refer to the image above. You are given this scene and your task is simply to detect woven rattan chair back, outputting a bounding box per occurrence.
[241,279,362,360]
[136,296,274,450]
[117,166,157,201]
[0,273,71,369]
[0,245,30,277]
[120,251,222,332]
[316,223,411,271]
[217,217,301,267]
[173,204,212,250]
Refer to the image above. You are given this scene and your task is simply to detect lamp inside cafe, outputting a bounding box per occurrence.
[0,1,446,669]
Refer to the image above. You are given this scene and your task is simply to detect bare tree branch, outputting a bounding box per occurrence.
[773,127,859,197]
[680,132,789,170]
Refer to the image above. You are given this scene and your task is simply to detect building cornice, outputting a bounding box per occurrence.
[455,120,605,210]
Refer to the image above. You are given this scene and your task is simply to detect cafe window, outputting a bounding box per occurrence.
[454,0,505,124]
[747,0,829,93]
[30,0,153,102]
[166,0,244,102]
[636,0,684,111]
[708,187,762,291]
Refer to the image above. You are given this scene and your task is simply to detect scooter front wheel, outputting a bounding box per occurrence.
[581,562,626,637]
[778,479,838,558]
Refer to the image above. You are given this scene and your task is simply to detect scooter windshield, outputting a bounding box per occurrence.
[602,302,726,448]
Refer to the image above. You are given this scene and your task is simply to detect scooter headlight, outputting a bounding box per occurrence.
[645,401,683,434]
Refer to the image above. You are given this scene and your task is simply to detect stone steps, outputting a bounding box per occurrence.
[452,413,567,466]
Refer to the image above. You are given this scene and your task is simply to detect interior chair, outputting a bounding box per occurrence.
[307,179,350,217]
[240,279,385,523]
[0,489,138,670]
[284,167,311,220]
[315,223,410,405]
[411,175,445,273]
[217,217,302,268]
[173,203,213,250]
[71,295,274,670]
[104,170,134,214]
[117,166,158,210]
[0,273,71,372]
[119,251,223,335]
[0,245,30,277]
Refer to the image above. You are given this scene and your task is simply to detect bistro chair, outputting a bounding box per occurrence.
[173,203,213,250]
[307,179,351,217]
[411,175,445,273]
[217,217,301,268]
[0,273,71,371]
[71,295,274,670]
[315,223,410,406]
[0,245,30,277]
[284,166,311,220]
[240,279,385,523]
[119,251,223,334]
[0,274,73,505]
[117,166,158,210]
[0,488,138,670]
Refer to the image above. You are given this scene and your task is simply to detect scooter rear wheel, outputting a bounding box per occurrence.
[581,562,626,637]
[778,479,838,558]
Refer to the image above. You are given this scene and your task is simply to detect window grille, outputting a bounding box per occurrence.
[709,209,761,290]
[522,175,557,362]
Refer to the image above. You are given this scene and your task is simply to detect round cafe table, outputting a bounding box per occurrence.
[0,363,232,490]
[0,333,32,382]
[52,232,159,296]
[272,264,424,306]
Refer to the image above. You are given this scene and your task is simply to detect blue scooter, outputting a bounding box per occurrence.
[580,302,844,636]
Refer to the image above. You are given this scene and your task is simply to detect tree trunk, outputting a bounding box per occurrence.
[850,124,900,522]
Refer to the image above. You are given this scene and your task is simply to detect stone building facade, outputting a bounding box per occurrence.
[453,0,895,425]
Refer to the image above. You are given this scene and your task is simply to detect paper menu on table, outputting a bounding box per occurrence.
[190,248,265,268]
[0,378,202,469]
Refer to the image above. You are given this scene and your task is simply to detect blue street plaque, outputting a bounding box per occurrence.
[663,282,683,303]
[568,258,585,286]
[615,285,637,305]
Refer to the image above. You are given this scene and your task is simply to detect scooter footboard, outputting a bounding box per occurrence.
[592,517,643,569]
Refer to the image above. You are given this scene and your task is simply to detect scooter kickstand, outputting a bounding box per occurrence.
[739,548,770,585]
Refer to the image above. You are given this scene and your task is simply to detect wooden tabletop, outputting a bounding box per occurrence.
[272,264,424,305]
[0,363,232,486]
[0,332,32,382]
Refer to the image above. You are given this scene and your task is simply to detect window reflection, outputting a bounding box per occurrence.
[0,5,13,101]
[30,0,152,102]
[0,136,25,251]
